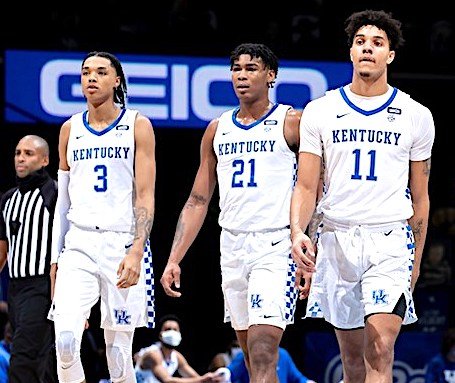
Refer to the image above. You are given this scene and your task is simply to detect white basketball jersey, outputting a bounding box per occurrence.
[135,343,178,383]
[66,109,137,232]
[300,85,435,224]
[214,103,297,231]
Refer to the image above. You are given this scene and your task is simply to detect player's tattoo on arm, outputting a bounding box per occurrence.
[411,218,424,244]
[308,211,323,244]
[185,192,208,208]
[171,215,184,251]
[423,158,431,176]
[134,207,154,243]
[171,192,208,251]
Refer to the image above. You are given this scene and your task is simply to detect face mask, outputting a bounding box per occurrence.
[161,330,182,347]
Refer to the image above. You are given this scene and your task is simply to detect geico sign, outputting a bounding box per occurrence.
[5,51,352,127]
[41,61,326,119]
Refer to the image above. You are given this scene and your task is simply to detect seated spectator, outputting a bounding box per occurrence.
[425,327,455,382]
[208,336,242,372]
[419,241,452,288]
[134,314,225,383]
[227,346,316,383]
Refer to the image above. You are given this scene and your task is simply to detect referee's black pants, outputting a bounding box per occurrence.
[8,275,57,383]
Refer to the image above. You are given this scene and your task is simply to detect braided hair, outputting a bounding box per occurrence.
[82,51,128,109]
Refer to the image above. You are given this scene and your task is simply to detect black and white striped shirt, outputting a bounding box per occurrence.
[0,171,56,279]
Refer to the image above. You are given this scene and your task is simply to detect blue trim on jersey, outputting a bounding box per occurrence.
[231,103,280,130]
[82,109,127,136]
[339,87,398,116]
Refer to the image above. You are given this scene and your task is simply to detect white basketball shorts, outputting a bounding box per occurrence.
[220,226,298,331]
[305,219,417,329]
[50,223,154,331]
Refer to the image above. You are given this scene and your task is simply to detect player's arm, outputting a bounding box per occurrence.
[283,108,302,151]
[160,119,218,297]
[117,114,155,288]
[176,352,200,378]
[50,120,71,298]
[290,152,320,293]
[408,158,431,291]
[175,352,226,382]
[141,349,176,382]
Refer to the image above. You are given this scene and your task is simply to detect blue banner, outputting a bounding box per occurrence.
[5,50,352,128]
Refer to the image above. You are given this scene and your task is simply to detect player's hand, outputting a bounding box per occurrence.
[291,231,316,273]
[116,249,142,288]
[200,370,228,382]
[297,268,313,300]
[50,263,58,299]
[160,262,182,298]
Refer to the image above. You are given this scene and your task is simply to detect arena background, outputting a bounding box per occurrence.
[1,1,454,382]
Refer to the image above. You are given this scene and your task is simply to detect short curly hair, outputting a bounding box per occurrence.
[344,9,405,51]
[158,314,182,331]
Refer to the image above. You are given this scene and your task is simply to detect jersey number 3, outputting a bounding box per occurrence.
[94,164,108,192]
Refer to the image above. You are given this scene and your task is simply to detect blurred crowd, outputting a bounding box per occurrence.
[2,0,455,74]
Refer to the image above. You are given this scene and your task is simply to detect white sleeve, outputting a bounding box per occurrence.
[51,169,70,264]
[410,104,435,161]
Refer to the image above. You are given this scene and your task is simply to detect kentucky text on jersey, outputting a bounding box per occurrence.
[217,140,276,156]
[332,129,401,145]
[72,146,131,161]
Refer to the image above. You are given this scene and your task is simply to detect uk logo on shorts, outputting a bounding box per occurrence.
[250,294,263,309]
[372,289,389,305]
[114,309,131,325]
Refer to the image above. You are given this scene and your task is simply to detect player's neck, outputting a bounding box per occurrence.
[349,71,389,97]
[350,74,389,97]
[86,103,121,130]
[237,99,273,123]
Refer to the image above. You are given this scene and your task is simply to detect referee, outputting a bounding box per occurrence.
[0,135,58,382]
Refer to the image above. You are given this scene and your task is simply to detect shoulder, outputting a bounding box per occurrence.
[396,89,433,116]
[40,177,58,209]
[61,118,72,133]
[134,112,154,129]
[203,117,220,142]
[134,112,155,144]
[59,118,72,146]
[174,350,188,366]
[0,187,17,208]
[1,187,16,200]
[134,111,152,124]
[285,107,302,123]
[139,344,161,359]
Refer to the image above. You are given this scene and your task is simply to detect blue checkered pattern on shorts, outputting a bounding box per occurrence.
[284,253,299,322]
[405,224,416,320]
[143,239,155,328]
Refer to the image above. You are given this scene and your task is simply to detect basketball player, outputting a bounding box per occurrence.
[160,43,302,383]
[290,10,435,382]
[50,51,156,383]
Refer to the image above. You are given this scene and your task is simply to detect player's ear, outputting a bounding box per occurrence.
[386,51,395,64]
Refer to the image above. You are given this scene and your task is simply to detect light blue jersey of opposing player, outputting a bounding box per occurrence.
[300,84,435,224]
